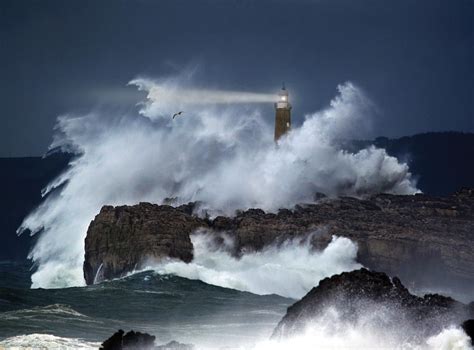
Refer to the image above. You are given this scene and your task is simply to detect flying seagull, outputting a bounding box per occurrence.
[172,111,184,119]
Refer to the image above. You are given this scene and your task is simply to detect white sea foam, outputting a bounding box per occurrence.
[426,328,473,350]
[18,75,418,288]
[1,326,470,350]
[254,326,473,350]
[255,307,473,350]
[0,334,99,349]
[150,232,361,299]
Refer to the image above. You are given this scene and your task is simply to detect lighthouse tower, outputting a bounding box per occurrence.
[274,83,292,142]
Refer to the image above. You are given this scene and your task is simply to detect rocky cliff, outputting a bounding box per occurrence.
[84,203,203,284]
[272,268,474,343]
[84,189,474,294]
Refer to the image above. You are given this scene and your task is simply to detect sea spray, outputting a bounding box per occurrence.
[254,320,473,350]
[426,328,473,350]
[149,233,362,299]
[1,328,471,350]
[18,76,418,288]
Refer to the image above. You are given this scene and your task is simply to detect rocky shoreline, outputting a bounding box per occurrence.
[84,188,474,296]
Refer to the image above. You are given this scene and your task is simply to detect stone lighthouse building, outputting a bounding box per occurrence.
[274,83,292,142]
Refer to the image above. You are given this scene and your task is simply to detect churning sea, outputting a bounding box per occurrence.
[0,261,293,349]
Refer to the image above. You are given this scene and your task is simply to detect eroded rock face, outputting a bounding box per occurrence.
[272,269,473,342]
[84,189,474,292]
[84,203,206,284]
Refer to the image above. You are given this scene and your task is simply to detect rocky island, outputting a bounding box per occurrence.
[84,189,474,296]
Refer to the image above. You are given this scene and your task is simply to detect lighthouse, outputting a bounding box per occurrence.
[274,83,292,142]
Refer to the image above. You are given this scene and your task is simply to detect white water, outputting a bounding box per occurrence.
[256,325,473,350]
[93,263,104,284]
[259,305,473,350]
[150,232,361,299]
[18,75,418,288]
[1,324,470,350]
[0,334,99,349]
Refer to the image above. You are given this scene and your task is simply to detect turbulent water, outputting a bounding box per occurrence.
[1,262,471,349]
[0,262,292,348]
[7,76,471,348]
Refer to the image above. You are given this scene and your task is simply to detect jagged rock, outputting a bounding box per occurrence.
[272,269,474,340]
[100,330,194,350]
[100,329,156,350]
[84,189,474,294]
[123,331,156,349]
[100,329,124,350]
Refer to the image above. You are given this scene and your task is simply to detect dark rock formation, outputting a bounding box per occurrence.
[100,330,194,350]
[272,269,474,341]
[84,189,474,295]
[100,329,156,350]
[463,319,474,345]
[84,203,205,284]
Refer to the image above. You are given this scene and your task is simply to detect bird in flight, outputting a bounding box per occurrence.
[172,111,184,119]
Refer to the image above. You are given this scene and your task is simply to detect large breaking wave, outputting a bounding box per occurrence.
[18,75,418,288]
[149,233,361,299]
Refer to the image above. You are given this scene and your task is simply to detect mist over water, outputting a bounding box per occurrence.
[18,75,418,288]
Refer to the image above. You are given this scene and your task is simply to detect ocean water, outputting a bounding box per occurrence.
[1,261,472,349]
[0,261,293,348]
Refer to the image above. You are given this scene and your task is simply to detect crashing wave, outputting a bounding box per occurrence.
[148,233,361,299]
[18,77,418,288]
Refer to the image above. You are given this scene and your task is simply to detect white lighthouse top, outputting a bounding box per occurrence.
[275,83,291,109]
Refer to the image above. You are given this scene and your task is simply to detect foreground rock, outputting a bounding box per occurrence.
[84,189,474,294]
[100,330,194,350]
[100,330,155,350]
[272,269,474,343]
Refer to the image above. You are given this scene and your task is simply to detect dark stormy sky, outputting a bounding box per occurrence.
[1,0,473,156]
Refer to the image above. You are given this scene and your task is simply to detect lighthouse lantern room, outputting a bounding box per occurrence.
[274,83,292,141]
